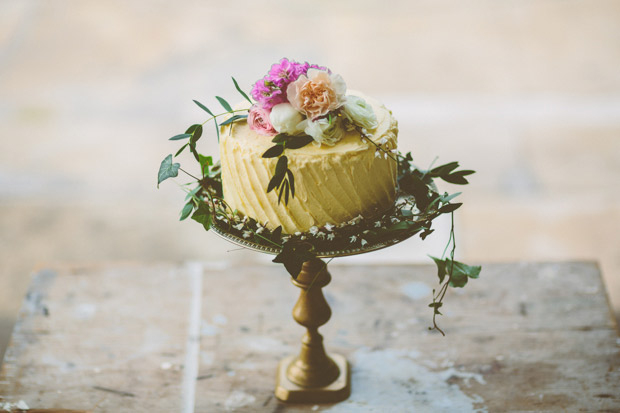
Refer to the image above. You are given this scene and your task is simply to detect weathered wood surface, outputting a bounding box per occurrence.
[1,262,619,412]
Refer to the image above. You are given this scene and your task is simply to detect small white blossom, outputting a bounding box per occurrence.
[361,239,368,246]
[324,223,334,232]
[300,235,306,240]
[384,152,388,159]
[242,231,252,239]
[294,231,302,236]
[242,215,249,222]
[349,235,357,243]
[309,226,319,235]
[391,217,400,223]
[256,226,265,234]
[327,233,335,241]
[379,137,388,145]
[375,150,381,158]
[375,221,382,228]
[233,223,244,230]
[316,231,326,239]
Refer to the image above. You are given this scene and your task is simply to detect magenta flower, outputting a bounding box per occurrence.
[250,58,330,110]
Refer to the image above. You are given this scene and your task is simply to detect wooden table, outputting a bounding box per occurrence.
[1,262,619,412]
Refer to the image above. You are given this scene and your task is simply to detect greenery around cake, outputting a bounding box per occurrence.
[157,59,481,335]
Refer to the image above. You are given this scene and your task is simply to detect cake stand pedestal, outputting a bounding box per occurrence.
[274,257,350,403]
[212,222,424,403]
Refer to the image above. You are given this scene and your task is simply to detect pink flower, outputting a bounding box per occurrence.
[247,105,277,136]
[286,69,346,120]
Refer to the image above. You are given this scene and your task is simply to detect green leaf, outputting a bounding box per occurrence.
[278,180,289,205]
[271,225,283,241]
[272,242,315,278]
[186,124,199,134]
[169,133,192,141]
[180,202,194,221]
[216,96,233,113]
[452,260,482,279]
[193,100,214,116]
[429,255,447,284]
[174,143,189,157]
[213,117,220,142]
[439,203,463,214]
[431,162,459,176]
[220,114,248,126]
[157,154,180,188]
[184,186,201,201]
[420,228,434,240]
[285,134,314,149]
[232,77,253,104]
[286,170,295,198]
[442,170,475,185]
[198,154,213,176]
[275,156,288,178]
[267,172,284,193]
[272,134,287,144]
[191,203,212,231]
[262,145,284,158]
[190,124,203,142]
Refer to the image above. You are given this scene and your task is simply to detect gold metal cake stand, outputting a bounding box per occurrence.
[212,219,421,404]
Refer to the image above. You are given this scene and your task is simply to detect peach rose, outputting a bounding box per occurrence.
[286,69,346,120]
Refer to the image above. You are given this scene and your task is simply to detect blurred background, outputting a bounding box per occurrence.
[1,0,619,362]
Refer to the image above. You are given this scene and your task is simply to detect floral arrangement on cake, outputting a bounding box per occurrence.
[158,58,481,335]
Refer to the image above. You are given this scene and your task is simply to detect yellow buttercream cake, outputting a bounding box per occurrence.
[220,93,398,234]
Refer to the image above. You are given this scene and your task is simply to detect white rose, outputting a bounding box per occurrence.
[343,95,378,130]
[303,116,346,146]
[269,103,304,135]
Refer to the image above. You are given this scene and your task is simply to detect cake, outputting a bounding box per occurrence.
[219,59,399,234]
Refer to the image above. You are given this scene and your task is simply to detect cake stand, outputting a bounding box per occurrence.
[211,198,428,403]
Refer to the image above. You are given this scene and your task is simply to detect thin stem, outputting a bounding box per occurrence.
[179,167,200,181]
[200,109,249,127]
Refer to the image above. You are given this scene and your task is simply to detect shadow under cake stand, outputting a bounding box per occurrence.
[212,210,423,404]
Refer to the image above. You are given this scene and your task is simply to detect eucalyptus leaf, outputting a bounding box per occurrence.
[220,114,248,126]
[216,96,233,113]
[439,203,463,213]
[186,124,199,134]
[169,133,192,141]
[214,118,220,142]
[275,156,288,178]
[193,100,214,116]
[431,162,459,177]
[286,170,295,198]
[267,172,284,193]
[175,143,189,157]
[180,202,194,221]
[285,134,314,149]
[272,134,287,144]
[262,145,284,158]
[157,154,180,188]
[232,77,253,104]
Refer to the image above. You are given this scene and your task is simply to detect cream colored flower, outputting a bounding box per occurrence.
[302,116,346,146]
[286,69,346,119]
[343,95,378,130]
[269,103,304,135]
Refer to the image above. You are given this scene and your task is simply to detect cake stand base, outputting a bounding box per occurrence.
[275,354,350,403]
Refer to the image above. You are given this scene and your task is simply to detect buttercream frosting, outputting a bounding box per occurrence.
[219,92,398,234]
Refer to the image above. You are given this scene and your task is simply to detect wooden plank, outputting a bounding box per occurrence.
[2,262,619,412]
